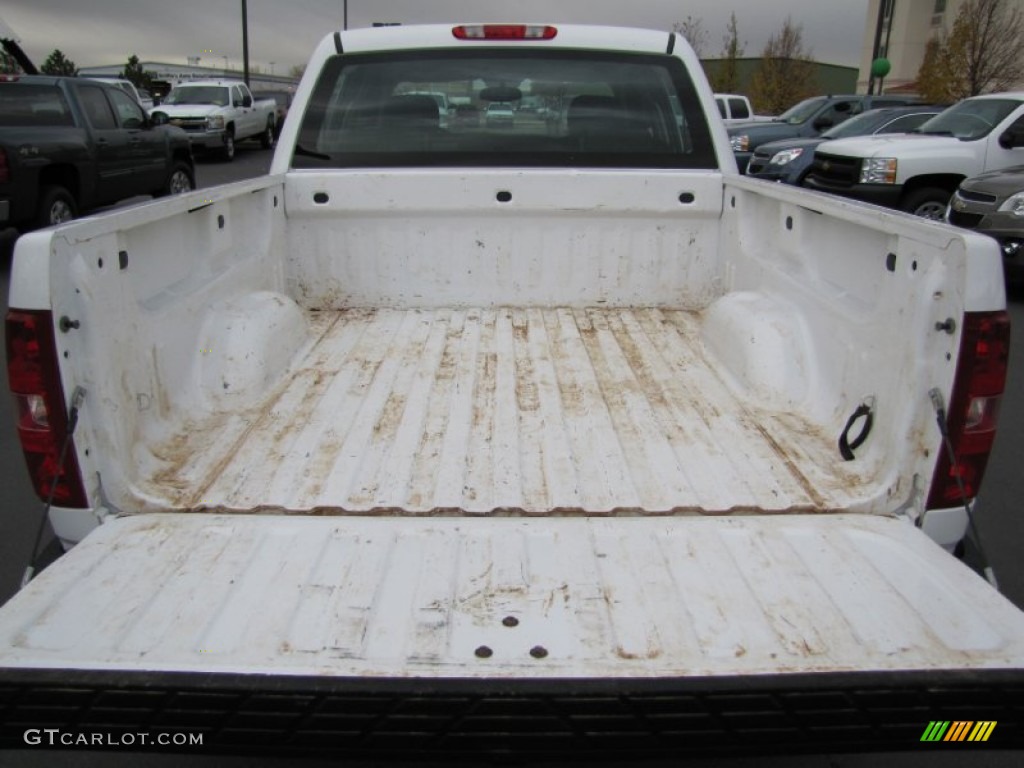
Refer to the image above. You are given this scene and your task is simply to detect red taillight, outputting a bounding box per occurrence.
[927,311,1010,509]
[6,310,88,507]
[0,148,9,184]
[452,24,557,40]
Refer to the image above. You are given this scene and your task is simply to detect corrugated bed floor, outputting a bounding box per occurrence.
[139,308,870,513]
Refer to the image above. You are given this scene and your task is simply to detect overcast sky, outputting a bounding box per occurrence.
[2,0,871,76]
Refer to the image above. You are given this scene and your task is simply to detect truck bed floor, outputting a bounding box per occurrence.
[137,307,870,514]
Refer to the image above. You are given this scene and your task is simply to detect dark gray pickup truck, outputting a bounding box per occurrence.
[727,94,918,173]
[0,75,194,232]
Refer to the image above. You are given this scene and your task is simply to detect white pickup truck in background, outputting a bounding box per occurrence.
[1,23,1022,758]
[714,92,773,124]
[152,79,277,160]
[805,92,1024,218]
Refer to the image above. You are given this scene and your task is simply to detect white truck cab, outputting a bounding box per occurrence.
[806,92,1024,218]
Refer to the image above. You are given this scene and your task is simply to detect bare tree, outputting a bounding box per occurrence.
[674,15,709,58]
[748,18,817,114]
[711,12,745,93]
[916,0,1024,101]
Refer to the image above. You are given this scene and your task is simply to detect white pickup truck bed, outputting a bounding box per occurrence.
[141,306,864,515]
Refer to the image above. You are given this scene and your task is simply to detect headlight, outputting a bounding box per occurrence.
[769,148,804,166]
[859,157,897,184]
[998,191,1024,217]
[206,116,225,130]
[730,135,749,152]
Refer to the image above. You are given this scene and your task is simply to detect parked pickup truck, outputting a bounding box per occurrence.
[152,79,276,161]
[728,94,918,173]
[805,93,1024,219]
[0,75,194,232]
[2,24,1023,758]
[714,93,772,124]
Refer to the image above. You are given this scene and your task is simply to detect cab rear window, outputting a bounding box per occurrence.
[0,85,74,127]
[292,50,717,169]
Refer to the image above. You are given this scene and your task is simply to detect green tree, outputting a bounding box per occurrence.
[915,0,1024,101]
[40,49,77,76]
[123,54,155,91]
[748,18,817,115]
[711,13,745,93]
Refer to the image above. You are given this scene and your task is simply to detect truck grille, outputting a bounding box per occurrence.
[167,118,207,132]
[809,152,861,188]
[1,669,1022,757]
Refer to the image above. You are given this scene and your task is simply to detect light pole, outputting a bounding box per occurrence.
[269,61,275,76]
[222,55,229,74]
[241,0,249,86]
[344,0,348,30]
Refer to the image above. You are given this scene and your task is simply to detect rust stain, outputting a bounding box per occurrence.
[374,393,407,437]
[751,422,827,508]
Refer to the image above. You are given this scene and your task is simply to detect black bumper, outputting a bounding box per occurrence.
[803,178,904,209]
[2,668,1022,758]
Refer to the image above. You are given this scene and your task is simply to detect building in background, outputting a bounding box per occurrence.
[856,0,1024,94]
[78,61,297,100]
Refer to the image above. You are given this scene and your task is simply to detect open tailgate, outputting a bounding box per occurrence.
[1,513,1022,755]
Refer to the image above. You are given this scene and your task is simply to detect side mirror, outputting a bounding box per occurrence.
[999,129,1024,149]
[813,116,834,131]
[242,95,253,108]
[150,111,169,126]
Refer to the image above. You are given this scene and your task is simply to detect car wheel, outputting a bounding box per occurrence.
[221,130,236,162]
[34,185,77,229]
[260,119,275,149]
[154,161,195,197]
[901,187,951,221]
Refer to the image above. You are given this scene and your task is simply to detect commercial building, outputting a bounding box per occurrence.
[77,61,296,98]
[857,0,1024,94]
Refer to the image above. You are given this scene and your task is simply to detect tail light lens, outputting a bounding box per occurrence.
[0,148,9,184]
[927,311,1010,509]
[6,309,88,507]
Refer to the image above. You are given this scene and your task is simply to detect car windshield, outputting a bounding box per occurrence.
[164,86,230,106]
[821,110,889,139]
[912,98,1022,140]
[294,49,717,169]
[777,97,828,125]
